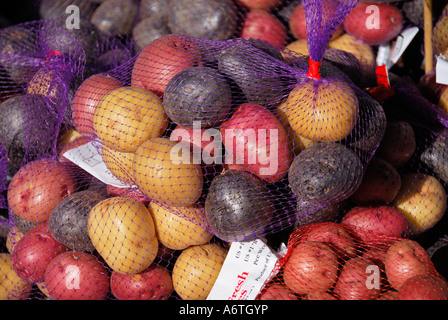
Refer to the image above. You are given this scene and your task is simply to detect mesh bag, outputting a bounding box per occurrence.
[2,0,448,301]
[256,222,448,300]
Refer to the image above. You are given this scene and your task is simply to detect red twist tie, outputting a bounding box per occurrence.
[45,50,62,66]
[306,57,321,80]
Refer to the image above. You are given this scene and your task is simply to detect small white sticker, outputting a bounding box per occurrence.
[62,140,134,188]
[376,26,419,69]
[207,238,280,300]
[436,55,448,85]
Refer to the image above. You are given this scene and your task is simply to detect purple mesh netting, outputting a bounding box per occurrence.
[303,0,359,65]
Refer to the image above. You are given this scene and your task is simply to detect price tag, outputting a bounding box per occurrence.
[62,140,134,188]
[436,55,448,85]
[207,239,281,300]
[376,26,419,69]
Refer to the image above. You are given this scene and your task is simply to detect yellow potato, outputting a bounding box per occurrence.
[26,68,65,100]
[6,225,24,254]
[88,196,159,274]
[133,137,203,207]
[283,79,359,142]
[149,201,212,250]
[393,173,447,234]
[328,34,375,78]
[276,100,317,154]
[93,86,168,153]
[284,39,309,58]
[101,144,135,185]
[172,243,227,300]
[0,253,33,300]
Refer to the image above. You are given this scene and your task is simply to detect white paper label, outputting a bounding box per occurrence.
[62,140,134,188]
[207,239,280,300]
[436,55,448,85]
[376,26,419,69]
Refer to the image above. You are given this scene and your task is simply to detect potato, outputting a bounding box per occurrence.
[167,0,238,41]
[257,283,298,300]
[72,73,122,138]
[132,138,203,207]
[283,78,359,142]
[0,253,33,300]
[48,190,107,252]
[328,33,376,84]
[172,243,227,300]
[7,158,78,223]
[334,256,381,300]
[285,39,309,58]
[131,34,203,96]
[149,201,212,250]
[350,157,402,205]
[132,15,171,53]
[44,251,110,300]
[93,86,168,153]
[87,197,159,274]
[90,0,139,36]
[101,144,135,185]
[6,225,24,254]
[393,173,447,234]
[283,241,339,295]
[110,265,174,300]
[376,121,416,168]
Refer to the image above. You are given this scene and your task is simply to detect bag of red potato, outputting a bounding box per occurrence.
[257,222,448,300]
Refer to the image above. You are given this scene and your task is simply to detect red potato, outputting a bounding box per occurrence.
[236,0,282,10]
[111,265,174,300]
[220,103,293,183]
[7,158,78,223]
[258,283,298,300]
[362,248,388,271]
[299,222,358,258]
[376,121,416,168]
[12,223,67,283]
[289,3,343,41]
[283,241,339,295]
[131,34,203,96]
[304,291,338,300]
[384,239,434,289]
[106,185,150,204]
[397,275,448,300]
[379,289,399,300]
[350,157,401,204]
[343,2,404,45]
[241,9,287,49]
[72,74,122,138]
[341,206,409,242]
[334,256,381,300]
[44,251,110,300]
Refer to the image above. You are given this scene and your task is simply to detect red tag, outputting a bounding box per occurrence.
[375,65,390,88]
[45,50,63,66]
[365,65,395,102]
[306,57,321,80]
